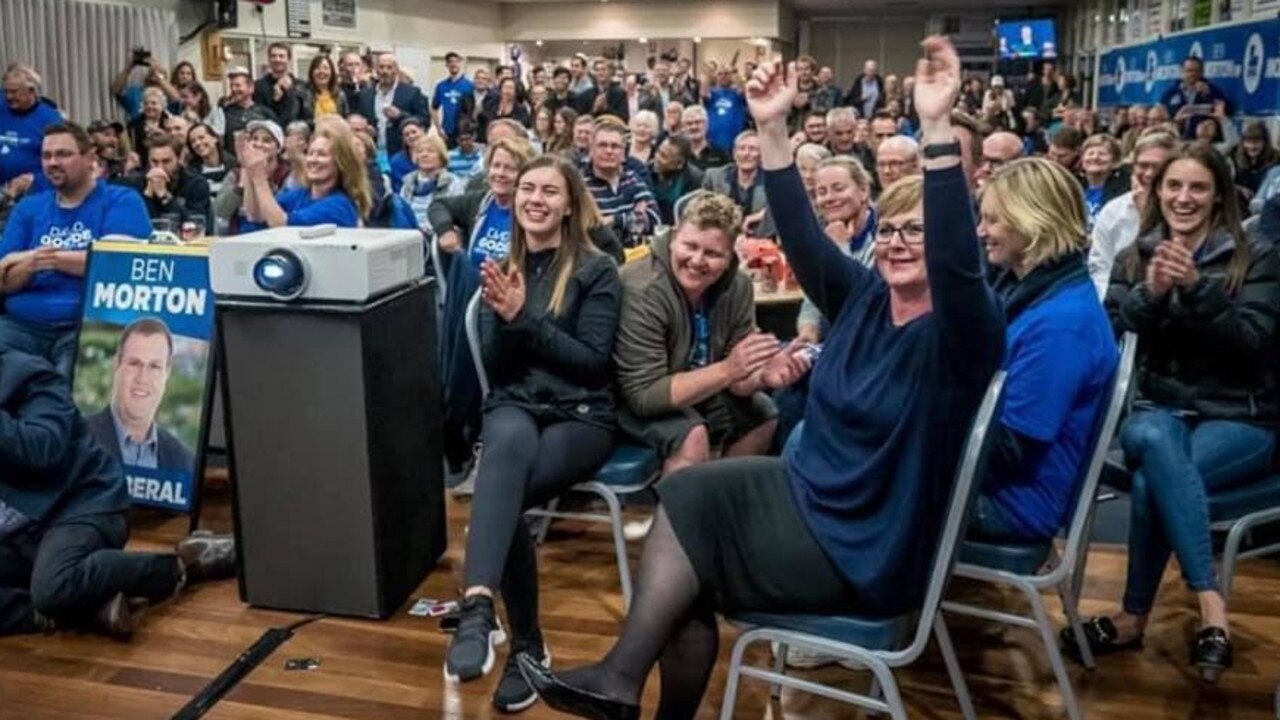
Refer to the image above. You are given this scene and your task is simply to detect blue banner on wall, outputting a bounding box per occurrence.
[73,242,216,512]
[1096,17,1280,115]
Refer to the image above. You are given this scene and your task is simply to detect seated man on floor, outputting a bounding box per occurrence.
[0,348,234,639]
[614,193,779,535]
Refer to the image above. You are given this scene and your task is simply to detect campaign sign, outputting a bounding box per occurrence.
[1096,16,1280,116]
[73,242,215,512]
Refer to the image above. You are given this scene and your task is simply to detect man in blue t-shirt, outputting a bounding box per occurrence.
[702,66,747,153]
[1,64,63,195]
[432,52,475,143]
[0,122,152,378]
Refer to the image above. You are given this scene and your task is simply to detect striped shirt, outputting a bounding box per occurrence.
[448,146,486,179]
[582,163,660,248]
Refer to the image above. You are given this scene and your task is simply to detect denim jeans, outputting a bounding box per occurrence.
[1119,409,1275,615]
[0,315,78,380]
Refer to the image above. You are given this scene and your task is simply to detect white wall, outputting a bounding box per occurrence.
[500,0,787,42]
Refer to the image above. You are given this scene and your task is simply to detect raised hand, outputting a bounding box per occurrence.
[913,35,961,131]
[745,59,797,128]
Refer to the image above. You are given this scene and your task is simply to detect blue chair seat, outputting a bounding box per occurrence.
[594,445,660,488]
[959,539,1053,575]
[1209,475,1280,523]
[730,611,914,651]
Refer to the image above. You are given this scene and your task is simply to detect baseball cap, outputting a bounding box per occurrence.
[246,119,284,147]
[226,65,252,80]
[88,119,125,134]
[991,75,1005,87]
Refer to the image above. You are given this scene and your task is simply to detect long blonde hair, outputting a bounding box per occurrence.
[506,154,601,316]
[310,122,373,220]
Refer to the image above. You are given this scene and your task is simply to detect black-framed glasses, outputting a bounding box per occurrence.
[874,222,925,244]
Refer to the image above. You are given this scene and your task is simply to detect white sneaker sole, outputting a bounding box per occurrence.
[444,624,508,683]
[493,645,552,714]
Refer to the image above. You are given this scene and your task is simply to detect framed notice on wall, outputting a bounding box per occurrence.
[73,242,217,514]
[323,0,357,29]
[287,0,312,38]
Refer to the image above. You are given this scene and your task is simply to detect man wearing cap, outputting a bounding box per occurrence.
[0,122,151,378]
[1,63,63,197]
[357,53,430,157]
[213,119,284,235]
[432,52,474,143]
[221,67,278,149]
[87,120,127,180]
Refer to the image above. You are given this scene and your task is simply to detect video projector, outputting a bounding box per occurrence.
[210,225,424,302]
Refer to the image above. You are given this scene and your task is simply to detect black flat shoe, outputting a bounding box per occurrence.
[1060,617,1143,662]
[1191,627,1233,684]
[515,654,639,720]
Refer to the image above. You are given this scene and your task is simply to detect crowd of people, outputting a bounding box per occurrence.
[2,27,1280,719]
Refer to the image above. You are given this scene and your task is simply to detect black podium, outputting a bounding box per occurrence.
[218,280,444,618]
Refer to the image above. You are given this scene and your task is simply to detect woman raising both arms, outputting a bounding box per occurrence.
[516,37,1004,720]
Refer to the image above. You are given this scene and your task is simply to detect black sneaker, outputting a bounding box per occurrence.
[493,637,550,713]
[444,595,507,682]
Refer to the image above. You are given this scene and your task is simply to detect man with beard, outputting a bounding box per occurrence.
[0,123,151,378]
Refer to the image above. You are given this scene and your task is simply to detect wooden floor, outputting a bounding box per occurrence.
[2,481,1278,720]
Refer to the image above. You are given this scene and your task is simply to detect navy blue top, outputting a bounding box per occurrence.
[771,163,1004,616]
[989,276,1116,539]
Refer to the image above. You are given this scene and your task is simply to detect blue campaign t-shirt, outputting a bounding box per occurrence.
[276,187,360,228]
[433,75,475,137]
[988,277,1117,539]
[0,182,152,326]
[706,88,747,152]
[468,203,512,269]
[0,99,63,190]
[1083,184,1105,226]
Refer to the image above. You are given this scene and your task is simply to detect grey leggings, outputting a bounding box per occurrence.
[463,405,614,639]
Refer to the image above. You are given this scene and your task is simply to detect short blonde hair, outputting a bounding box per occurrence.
[679,192,742,242]
[982,157,1086,269]
[878,175,924,218]
[1081,133,1122,162]
[413,132,449,166]
[486,136,535,168]
[815,155,871,190]
[796,143,832,166]
[631,110,659,135]
[143,86,167,107]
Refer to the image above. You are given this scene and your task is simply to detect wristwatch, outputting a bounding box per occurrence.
[922,141,962,159]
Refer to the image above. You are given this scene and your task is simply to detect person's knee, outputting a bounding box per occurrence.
[1120,412,1177,460]
[29,568,83,618]
[667,424,711,472]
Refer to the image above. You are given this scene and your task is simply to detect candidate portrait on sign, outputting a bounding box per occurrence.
[86,317,195,473]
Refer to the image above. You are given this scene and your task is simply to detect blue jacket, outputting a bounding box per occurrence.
[357,84,430,156]
[0,350,128,526]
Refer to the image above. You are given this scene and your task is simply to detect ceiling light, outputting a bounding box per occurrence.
[639,37,648,44]
[693,36,702,43]
[535,40,543,47]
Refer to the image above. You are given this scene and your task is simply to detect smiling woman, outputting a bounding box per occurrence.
[1085,143,1280,683]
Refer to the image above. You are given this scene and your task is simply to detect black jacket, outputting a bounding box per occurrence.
[0,350,128,527]
[480,248,622,428]
[120,166,213,235]
[221,101,278,149]
[253,73,305,125]
[84,409,195,474]
[843,74,886,114]
[1106,228,1280,422]
[357,83,431,156]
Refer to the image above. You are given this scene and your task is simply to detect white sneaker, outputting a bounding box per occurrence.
[623,514,655,541]
[770,641,840,669]
[452,443,482,498]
